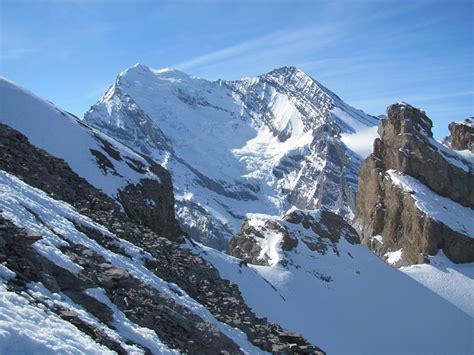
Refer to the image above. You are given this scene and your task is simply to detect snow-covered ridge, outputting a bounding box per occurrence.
[0,77,161,198]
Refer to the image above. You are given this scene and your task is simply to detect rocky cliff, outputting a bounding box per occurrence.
[354,102,474,266]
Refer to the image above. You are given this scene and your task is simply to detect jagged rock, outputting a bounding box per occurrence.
[64,290,114,324]
[354,103,474,266]
[374,103,473,207]
[446,118,474,152]
[119,176,182,243]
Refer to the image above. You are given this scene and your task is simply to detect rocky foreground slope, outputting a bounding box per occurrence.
[84,64,378,249]
[354,102,474,266]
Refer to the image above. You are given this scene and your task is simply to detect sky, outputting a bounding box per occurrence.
[1,0,472,138]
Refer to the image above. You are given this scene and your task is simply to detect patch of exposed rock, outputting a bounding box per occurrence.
[446,118,474,152]
[230,209,360,267]
[354,103,474,266]
[0,123,323,353]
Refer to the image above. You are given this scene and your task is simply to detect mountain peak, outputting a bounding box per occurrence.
[117,64,192,86]
[264,66,307,80]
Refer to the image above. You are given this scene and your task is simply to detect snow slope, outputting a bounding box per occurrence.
[0,77,160,198]
[85,64,378,248]
[191,211,473,355]
[0,169,263,354]
[402,252,474,317]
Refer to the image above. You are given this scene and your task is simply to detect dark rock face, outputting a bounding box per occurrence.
[0,217,241,354]
[447,118,474,152]
[0,123,323,353]
[354,103,474,266]
[119,176,181,242]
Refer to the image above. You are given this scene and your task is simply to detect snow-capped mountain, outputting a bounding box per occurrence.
[85,64,378,249]
[1,75,472,354]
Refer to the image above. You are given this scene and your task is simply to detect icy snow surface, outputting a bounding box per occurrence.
[402,252,474,317]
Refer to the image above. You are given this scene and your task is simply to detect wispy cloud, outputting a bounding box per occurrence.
[0,31,39,60]
[0,47,38,60]
[173,25,340,73]
[1,20,114,62]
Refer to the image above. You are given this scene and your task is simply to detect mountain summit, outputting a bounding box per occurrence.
[85,65,378,249]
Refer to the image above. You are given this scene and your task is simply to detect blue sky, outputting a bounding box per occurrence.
[1,0,472,138]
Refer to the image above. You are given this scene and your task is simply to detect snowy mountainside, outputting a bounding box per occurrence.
[85,64,378,249]
[191,209,473,354]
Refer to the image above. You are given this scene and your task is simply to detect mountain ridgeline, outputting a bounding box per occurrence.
[0,66,473,354]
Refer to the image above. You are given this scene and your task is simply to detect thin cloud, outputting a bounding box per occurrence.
[173,25,340,72]
[0,47,38,60]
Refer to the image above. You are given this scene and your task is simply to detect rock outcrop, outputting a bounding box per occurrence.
[446,117,474,152]
[230,209,360,267]
[354,103,474,266]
